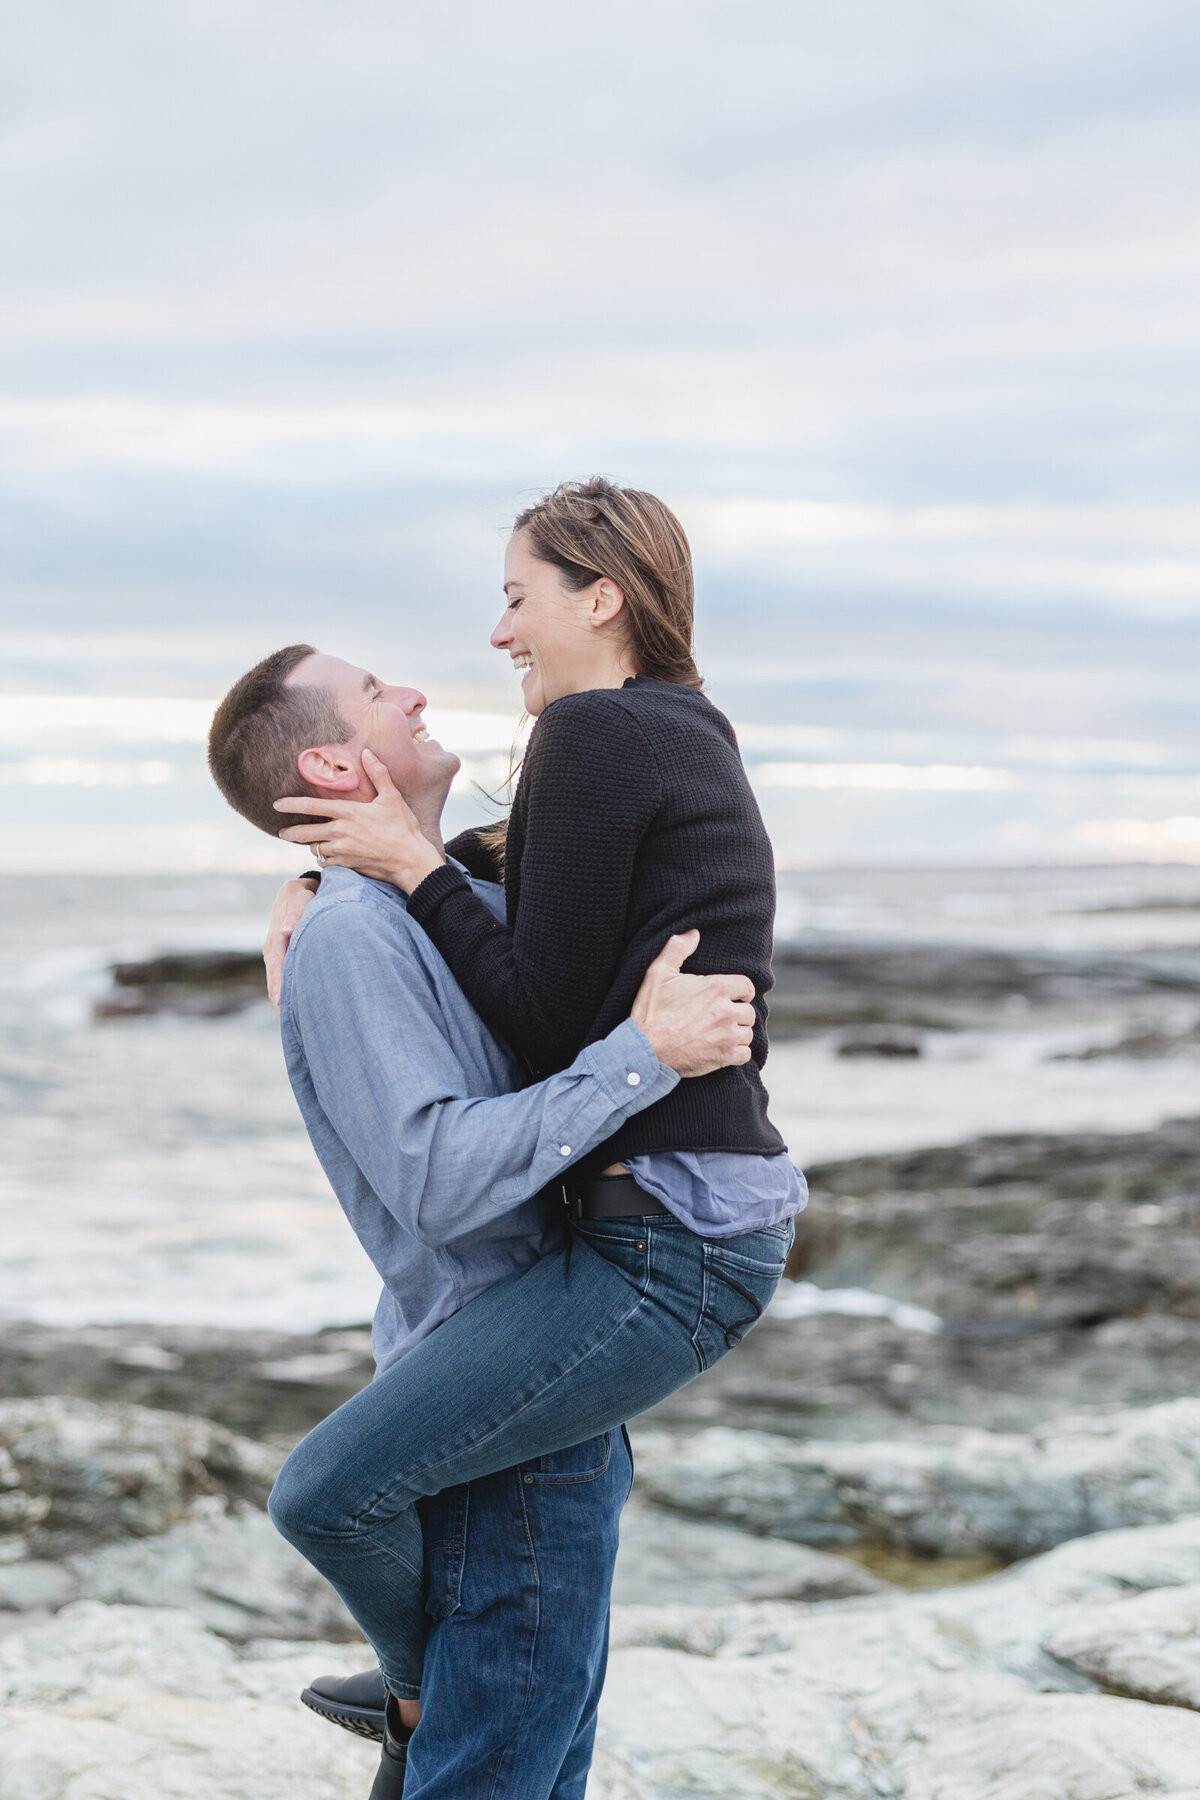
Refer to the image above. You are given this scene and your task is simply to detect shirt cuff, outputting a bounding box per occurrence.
[583,1016,680,1113]
[407,861,471,923]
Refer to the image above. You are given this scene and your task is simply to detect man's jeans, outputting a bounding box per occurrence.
[270,1213,791,1700]
[406,1428,631,1800]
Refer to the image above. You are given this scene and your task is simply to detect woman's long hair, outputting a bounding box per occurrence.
[479,478,703,875]
[515,477,702,690]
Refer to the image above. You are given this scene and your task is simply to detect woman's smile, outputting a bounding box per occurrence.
[493,528,632,715]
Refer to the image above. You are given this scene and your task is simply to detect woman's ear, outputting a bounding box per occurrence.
[296,744,360,792]
[591,580,626,628]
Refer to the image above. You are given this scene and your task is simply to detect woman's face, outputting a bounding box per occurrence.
[492,528,623,716]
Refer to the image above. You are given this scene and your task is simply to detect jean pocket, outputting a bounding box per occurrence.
[419,1483,468,1620]
[692,1225,790,1372]
[570,1217,653,1289]
[525,1430,613,1485]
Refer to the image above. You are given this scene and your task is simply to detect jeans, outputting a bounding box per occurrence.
[406,1427,632,1800]
[269,1212,792,1701]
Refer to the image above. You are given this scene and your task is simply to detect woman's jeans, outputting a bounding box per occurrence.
[269,1212,792,1699]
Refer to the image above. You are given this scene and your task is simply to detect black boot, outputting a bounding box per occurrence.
[300,1667,388,1742]
[368,1696,413,1800]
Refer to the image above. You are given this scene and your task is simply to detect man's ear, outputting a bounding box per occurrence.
[296,744,360,792]
[590,580,626,628]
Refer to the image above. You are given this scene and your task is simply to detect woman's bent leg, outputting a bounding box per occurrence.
[269,1413,428,1700]
[269,1214,789,1696]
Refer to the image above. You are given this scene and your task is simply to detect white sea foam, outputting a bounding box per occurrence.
[769,1282,942,1334]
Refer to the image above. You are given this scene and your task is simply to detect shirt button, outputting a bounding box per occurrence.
[626,1071,641,1087]
[559,1145,571,1156]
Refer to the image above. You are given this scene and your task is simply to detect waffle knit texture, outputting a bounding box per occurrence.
[412,674,786,1168]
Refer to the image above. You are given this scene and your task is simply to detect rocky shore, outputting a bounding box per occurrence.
[768,936,1200,1037]
[2,1111,1199,1797]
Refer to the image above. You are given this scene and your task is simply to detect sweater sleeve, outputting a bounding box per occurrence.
[408,693,664,1073]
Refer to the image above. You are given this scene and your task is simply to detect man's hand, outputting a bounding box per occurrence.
[631,930,756,1077]
[263,878,319,1008]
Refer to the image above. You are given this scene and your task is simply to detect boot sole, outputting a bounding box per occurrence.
[300,1687,386,1743]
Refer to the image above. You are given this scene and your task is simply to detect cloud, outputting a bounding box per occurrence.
[2,0,1198,874]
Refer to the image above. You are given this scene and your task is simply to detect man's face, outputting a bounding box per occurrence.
[287,653,460,807]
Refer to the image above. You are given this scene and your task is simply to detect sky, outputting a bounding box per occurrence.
[3,0,1199,870]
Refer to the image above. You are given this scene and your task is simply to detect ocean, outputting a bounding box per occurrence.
[1,865,1197,1334]
[2,860,1194,1339]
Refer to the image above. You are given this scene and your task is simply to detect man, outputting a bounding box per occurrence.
[207,644,756,1800]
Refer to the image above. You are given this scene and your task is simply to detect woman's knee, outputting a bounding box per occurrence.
[268,1435,357,1545]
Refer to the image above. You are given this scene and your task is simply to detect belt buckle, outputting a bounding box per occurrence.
[561,1183,584,1222]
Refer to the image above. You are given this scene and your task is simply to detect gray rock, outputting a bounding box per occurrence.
[633,1398,1200,1558]
[1054,1019,1200,1059]
[0,1319,375,1440]
[645,1114,1200,1446]
[771,939,1200,1025]
[794,1153,1200,1329]
[649,1290,1200,1446]
[1044,1581,1200,1709]
[94,949,267,1019]
[835,1023,923,1057]
[596,1626,1200,1799]
[0,1602,378,1800]
[594,1517,1200,1797]
[0,1396,282,1553]
[0,1559,78,1612]
[612,1499,886,1606]
[593,1654,1200,1798]
[804,1112,1200,1206]
[856,1676,1200,1800]
[7,1517,1200,1800]
[1006,1510,1200,1602]
[4,1118,1198,1458]
[70,1511,357,1641]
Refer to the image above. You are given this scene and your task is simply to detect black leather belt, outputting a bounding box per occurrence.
[561,1172,672,1222]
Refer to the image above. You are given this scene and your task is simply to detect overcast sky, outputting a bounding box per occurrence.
[3,1,1199,865]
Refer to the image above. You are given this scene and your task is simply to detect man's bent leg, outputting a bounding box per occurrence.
[404,1428,631,1800]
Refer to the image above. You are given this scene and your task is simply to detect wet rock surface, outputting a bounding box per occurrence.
[0,1321,376,1441]
[612,1499,887,1605]
[0,1604,380,1800]
[4,1111,1200,1794]
[11,1518,1200,1798]
[0,1396,282,1555]
[1044,1580,1200,1709]
[768,938,1200,1037]
[93,949,267,1019]
[631,1398,1200,1557]
[6,1116,1199,1453]
[592,1516,1200,1797]
[67,1511,358,1642]
[651,1112,1200,1442]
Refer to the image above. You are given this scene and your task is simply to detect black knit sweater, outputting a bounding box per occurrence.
[410,675,786,1166]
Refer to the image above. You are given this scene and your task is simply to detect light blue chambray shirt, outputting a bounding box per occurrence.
[629,1146,806,1237]
[280,867,679,1372]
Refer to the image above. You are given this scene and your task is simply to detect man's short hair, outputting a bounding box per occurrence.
[208,644,350,836]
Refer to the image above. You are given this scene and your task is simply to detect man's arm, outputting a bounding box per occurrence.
[285,898,679,1249]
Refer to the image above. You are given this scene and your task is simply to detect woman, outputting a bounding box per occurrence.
[268,478,803,1793]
